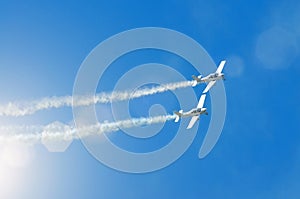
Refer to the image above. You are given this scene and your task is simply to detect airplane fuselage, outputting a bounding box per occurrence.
[200,73,224,83]
[180,107,207,117]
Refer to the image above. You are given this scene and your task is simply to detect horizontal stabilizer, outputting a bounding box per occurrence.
[192,80,197,87]
[174,110,183,122]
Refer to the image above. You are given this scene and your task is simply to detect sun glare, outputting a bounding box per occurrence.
[0,141,34,198]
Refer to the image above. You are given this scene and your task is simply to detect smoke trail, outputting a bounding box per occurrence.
[0,80,194,117]
[0,114,176,144]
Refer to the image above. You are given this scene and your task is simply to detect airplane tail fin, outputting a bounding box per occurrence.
[174,110,183,122]
[192,75,202,81]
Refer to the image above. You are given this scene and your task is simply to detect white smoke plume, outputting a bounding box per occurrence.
[0,80,194,117]
[0,114,176,145]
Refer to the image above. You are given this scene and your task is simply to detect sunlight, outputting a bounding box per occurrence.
[0,141,34,198]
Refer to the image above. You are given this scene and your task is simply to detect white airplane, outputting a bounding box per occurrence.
[174,93,207,129]
[192,60,226,93]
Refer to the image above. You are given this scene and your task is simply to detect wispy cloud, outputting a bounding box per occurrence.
[255,26,298,70]
[0,81,194,117]
[255,2,300,70]
[0,114,176,145]
[225,55,244,77]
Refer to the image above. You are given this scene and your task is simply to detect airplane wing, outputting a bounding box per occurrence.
[187,94,206,129]
[203,80,216,93]
[197,93,207,108]
[187,116,199,129]
[216,60,226,74]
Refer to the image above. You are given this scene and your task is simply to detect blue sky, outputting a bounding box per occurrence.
[0,0,300,198]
